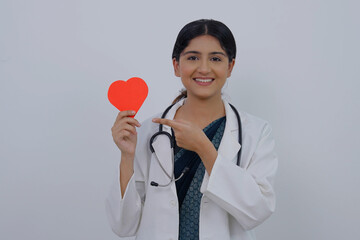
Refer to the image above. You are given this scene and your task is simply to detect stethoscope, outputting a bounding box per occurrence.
[149,102,242,187]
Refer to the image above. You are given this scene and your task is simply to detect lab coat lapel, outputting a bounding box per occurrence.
[200,100,241,193]
[217,100,241,164]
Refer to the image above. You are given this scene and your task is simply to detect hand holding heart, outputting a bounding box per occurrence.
[112,110,141,156]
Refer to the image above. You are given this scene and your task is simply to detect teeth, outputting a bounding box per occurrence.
[194,78,213,83]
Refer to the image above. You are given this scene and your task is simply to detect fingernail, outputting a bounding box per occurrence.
[131,111,136,115]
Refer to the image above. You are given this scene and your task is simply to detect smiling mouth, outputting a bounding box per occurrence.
[193,78,214,83]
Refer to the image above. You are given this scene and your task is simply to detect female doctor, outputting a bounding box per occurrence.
[106,19,278,240]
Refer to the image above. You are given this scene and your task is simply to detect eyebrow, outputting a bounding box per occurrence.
[182,51,227,56]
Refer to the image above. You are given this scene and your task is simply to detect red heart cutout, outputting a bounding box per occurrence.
[108,77,148,117]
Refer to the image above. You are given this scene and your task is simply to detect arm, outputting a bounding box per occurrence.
[105,111,145,237]
[120,154,134,197]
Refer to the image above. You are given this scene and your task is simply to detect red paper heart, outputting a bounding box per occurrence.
[108,77,148,117]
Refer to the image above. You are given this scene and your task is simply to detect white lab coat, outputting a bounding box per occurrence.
[106,98,278,240]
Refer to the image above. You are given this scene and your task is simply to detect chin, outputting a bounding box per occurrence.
[189,91,220,101]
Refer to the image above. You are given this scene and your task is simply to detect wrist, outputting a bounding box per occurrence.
[196,136,217,175]
[119,155,134,197]
[120,156,134,174]
[121,153,134,170]
[121,152,135,161]
[195,134,215,157]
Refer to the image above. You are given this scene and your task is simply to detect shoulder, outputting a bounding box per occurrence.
[232,108,273,141]
[224,99,271,134]
[238,111,274,152]
[240,111,271,130]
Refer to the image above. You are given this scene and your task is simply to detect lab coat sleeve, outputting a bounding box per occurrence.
[105,155,145,237]
[200,122,278,230]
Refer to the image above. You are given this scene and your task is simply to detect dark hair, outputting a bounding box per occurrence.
[172,19,237,104]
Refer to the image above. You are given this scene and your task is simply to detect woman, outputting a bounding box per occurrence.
[106,19,278,240]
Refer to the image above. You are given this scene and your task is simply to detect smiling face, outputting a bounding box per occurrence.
[173,35,235,101]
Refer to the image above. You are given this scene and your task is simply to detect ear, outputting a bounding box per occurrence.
[227,59,235,78]
[173,58,181,77]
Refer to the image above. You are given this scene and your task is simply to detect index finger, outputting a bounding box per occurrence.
[152,118,179,128]
[116,110,136,121]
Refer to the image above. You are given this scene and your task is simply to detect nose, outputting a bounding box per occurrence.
[197,59,211,75]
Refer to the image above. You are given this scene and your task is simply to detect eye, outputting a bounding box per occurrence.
[187,56,198,61]
[211,57,222,62]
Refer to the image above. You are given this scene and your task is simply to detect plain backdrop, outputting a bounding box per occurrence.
[1,0,359,239]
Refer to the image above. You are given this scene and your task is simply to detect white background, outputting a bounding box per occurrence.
[1,0,359,239]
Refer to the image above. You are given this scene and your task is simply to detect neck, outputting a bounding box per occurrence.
[176,95,225,128]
